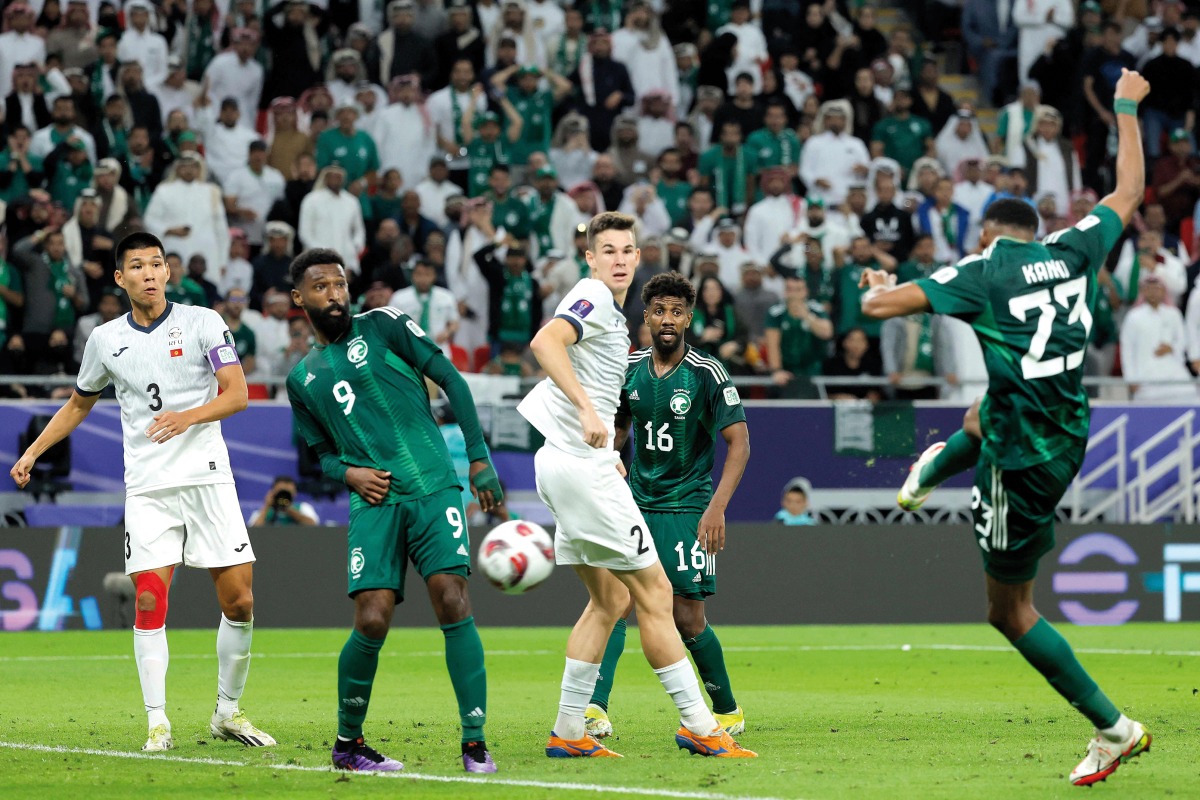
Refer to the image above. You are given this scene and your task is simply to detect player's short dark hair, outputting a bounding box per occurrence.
[587,211,637,251]
[912,233,933,246]
[489,163,510,176]
[1102,19,1122,34]
[983,198,1039,232]
[272,475,296,487]
[290,248,346,288]
[115,231,165,270]
[641,271,696,308]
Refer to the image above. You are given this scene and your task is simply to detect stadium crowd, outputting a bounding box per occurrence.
[0,0,1197,401]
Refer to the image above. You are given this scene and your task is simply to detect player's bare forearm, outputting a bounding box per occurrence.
[711,422,749,514]
[530,319,594,414]
[614,413,631,450]
[11,391,98,484]
[191,365,250,424]
[1099,69,1150,226]
[860,281,931,320]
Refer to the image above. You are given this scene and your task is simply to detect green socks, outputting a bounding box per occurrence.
[919,429,982,488]
[685,625,738,715]
[442,616,488,743]
[1012,618,1121,729]
[590,618,628,711]
[337,629,384,739]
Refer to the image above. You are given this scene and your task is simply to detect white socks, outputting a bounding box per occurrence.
[655,658,717,736]
[1100,714,1133,743]
[555,658,600,741]
[133,626,169,730]
[216,615,253,719]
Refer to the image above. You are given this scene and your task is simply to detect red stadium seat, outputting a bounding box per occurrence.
[450,344,470,372]
[1181,217,1195,259]
[473,346,491,372]
[246,383,271,400]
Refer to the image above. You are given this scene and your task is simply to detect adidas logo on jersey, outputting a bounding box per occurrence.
[304,372,316,387]
[629,390,640,400]
[466,707,485,718]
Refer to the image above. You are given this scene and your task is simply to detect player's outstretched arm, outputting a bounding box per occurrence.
[10,390,99,488]
[1098,68,1150,227]
[145,363,249,444]
[530,317,607,448]
[859,269,933,320]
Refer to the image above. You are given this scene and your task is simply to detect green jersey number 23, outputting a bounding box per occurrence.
[1007,275,1092,380]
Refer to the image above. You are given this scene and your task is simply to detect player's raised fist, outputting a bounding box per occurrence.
[9,453,35,489]
[1114,68,1150,104]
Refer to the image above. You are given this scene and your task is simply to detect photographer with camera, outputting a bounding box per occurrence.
[249,476,320,527]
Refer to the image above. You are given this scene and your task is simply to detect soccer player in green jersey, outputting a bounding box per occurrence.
[286,248,506,774]
[858,69,1153,788]
[584,271,751,740]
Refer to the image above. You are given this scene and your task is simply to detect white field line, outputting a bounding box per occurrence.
[2,642,1198,664]
[0,741,792,800]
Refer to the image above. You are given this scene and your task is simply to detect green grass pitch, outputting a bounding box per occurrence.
[1,623,1196,799]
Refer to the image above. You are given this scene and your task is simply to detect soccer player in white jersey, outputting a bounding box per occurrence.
[518,212,756,758]
[10,232,274,753]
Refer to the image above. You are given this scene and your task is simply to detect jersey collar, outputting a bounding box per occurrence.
[126,301,174,334]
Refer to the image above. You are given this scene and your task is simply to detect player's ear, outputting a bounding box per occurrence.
[290,288,302,307]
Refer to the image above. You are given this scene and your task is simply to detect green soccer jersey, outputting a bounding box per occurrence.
[657,178,691,227]
[287,307,462,511]
[620,345,747,513]
[870,114,932,175]
[490,192,532,240]
[315,128,380,184]
[467,137,509,197]
[507,87,553,166]
[915,205,1125,470]
[745,127,802,169]
[764,300,830,375]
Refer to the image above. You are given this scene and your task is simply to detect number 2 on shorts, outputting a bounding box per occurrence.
[630,524,650,555]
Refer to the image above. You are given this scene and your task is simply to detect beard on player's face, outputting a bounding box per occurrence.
[307,300,352,340]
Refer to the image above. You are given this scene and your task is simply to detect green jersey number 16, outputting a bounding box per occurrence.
[1007,275,1093,380]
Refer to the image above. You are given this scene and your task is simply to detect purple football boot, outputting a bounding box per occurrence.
[331,737,403,771]
[461,741,498,773]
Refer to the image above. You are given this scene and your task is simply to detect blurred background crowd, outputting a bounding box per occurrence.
[0,0,1197,402]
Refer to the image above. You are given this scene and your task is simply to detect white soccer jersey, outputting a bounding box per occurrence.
[75,302,241,496]
[518,278,629,457]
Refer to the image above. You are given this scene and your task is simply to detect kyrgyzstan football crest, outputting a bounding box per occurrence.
[669,389,691,416]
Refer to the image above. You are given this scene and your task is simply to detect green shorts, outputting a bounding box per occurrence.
[970,445,1085,584]
[645,511,716,600]
[346,485,470,601]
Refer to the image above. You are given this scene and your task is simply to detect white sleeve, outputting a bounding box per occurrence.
[198,308,240,373]
[75,328,111,395]
[553,279,613,343]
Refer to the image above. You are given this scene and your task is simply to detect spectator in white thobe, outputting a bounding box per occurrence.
[376,75,438,190]
[1120,274,1198,402]
[413,158,460,227]
[153,55,199,127]
[203,29,265,131]
[1022,105,1082,216]
[1012,0,1073,83]
[610,1,679,106]
[716,3,769,93]
[0,3,45,100]
[743,167,805,264]
[222,140,286,248]
[195,98,260,186]
[799,103,871,206]
[144,152,231,282]
[118,0,170,89]
[390,260,460,357]
[1112,228,1188,305]
[298,165,366,276]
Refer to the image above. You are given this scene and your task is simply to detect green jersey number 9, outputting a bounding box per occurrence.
[333,380,357,415]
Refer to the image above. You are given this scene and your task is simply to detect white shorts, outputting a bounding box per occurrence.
[124,483,256,575]
[534,444,658,572]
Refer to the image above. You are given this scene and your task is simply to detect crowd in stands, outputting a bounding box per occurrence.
[0,0,1198,401]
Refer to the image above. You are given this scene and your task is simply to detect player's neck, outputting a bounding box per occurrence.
[651,342,686,374]
[129,297,169,328]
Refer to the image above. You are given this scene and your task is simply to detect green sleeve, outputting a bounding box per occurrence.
[914,259,989,319]
[763,306,781,329]
[243,326,257,356]
[7,265,23,292]
[697,148,714,177]
[365,135,380,173]
[706,370,747,432]
[287,382,348,483]
[744,146,759,174]
[1045,204,1125,273]
[377,307,444,373]
[996,113,1009,140]
[424,355,490,463]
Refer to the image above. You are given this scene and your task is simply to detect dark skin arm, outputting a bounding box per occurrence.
[698,421,749,555]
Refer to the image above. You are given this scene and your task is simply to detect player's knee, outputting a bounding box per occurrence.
[134,572,169,630]
[431,583,470,625]
[221,590,254,622]
[986,602,1024,639]
[355,607,391,640]
[673,609,706,640]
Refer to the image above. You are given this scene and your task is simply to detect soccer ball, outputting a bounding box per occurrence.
[477,520,555,595]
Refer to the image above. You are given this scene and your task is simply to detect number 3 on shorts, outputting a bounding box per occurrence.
[446,507,464,538]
